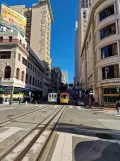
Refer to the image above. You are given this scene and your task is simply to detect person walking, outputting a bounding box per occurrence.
[90,95,95,107]
[116,97,120,114]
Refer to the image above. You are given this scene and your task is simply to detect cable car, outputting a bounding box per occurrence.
[48,93,57,103]
[60,93,69,104]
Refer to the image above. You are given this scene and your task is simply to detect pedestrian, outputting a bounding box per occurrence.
[90,95,95,107]
[18,97,21,105]
[116,97,120,114]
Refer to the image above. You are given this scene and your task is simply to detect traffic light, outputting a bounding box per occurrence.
[89,88,93,95]
[0,85,3,92]
[116,86,119,93]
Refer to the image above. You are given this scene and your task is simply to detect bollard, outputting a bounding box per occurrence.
[26,101,28,105]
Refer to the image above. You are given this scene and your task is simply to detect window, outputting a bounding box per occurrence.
[16,68,20,80]
[21,71,24,81]
[100,5,114,21]
[31,64,32,70]
[32,77,35,86]
[27,62,30,68]
[0,37,3,42]
[4,66,11,79]
[35,79,37,86]
[102,64,119,79]
[26,73,28,83]
[29,75,32,84]
[9,36,12,42]
[18,54,21,61]
[83,11,86,19]
[101,43,117,59]
[0,51,11,59]
[100,23,116,39]
[22,57,27,66]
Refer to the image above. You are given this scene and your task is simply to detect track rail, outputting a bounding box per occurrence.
[0,104,49,126]
[0,105,65,161]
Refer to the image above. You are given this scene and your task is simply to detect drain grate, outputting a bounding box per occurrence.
[96,133,114,140]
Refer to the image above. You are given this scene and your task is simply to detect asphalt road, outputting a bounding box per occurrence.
[0,104,120,161]
[46,105,120,161]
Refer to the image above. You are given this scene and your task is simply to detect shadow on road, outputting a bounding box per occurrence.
[57,123,120,138]
[74,140,120,161]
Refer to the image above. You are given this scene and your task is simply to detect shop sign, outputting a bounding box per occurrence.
[100,81,120,86]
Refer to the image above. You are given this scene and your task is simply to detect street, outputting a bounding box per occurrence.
[0,104,119,160]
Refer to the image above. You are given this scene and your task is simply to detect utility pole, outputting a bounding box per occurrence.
[9,86,14,105]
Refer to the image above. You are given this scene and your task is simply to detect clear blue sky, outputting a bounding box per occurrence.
[1,0,78,83]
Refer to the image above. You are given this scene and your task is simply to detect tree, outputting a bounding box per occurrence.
[60,83,68,92]
[69,83,73,88]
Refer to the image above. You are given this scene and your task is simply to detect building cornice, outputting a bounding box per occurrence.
[39,0,54,23]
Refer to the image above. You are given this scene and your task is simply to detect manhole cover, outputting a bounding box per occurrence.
[96,133,114,140]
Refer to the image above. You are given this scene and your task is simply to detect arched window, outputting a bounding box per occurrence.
[35,79,37,86]
[16,68,20,80]
[26,73,28,83]
[21,71,24,81]
[29,75,32,84]
[32,77,35,86]
[38,80,39,87]
[4,66,11,79]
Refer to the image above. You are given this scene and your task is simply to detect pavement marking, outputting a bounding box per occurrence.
[77,107,82,110]
[69,106,73,109]
[0,107,15,111]
[61,133,72,161]
[3,130,39,161]
[51,132,66,161]
[0,127,22,143]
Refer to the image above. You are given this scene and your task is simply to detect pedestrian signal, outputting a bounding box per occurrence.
[116,86,119,93]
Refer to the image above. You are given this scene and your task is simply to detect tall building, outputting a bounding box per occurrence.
[61,70,68,84]
[77,0,92,89]
[80,0,120,106]
[11,0,53,96]
[10,0,53,67]
[74,21,79,88]
[53,67,61,91]
[78,0,92,48]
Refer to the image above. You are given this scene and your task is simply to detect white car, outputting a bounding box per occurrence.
[77,100,84,106]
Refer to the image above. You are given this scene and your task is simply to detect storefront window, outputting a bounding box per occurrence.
[102,64,119,80]
[100,23,116,39]
[101,43,117,59]
[99,5,114,21]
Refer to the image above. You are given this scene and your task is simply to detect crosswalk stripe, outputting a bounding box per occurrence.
[51,132,72,161]
[0,127,22,143]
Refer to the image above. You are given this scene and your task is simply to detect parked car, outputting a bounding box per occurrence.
[76,99,84,106]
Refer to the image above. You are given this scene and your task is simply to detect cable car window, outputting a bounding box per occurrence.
[49,95,51,98]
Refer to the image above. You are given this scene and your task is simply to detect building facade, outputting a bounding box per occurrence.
[76,0,92,90]
[11,0,53,66]
[0,31,45,104]
[11,0,53,96]
[49,68,57,92]
[61,70,68,84]
[53,67,61,92]
[80,0,120,106]
[74,22,79,88]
